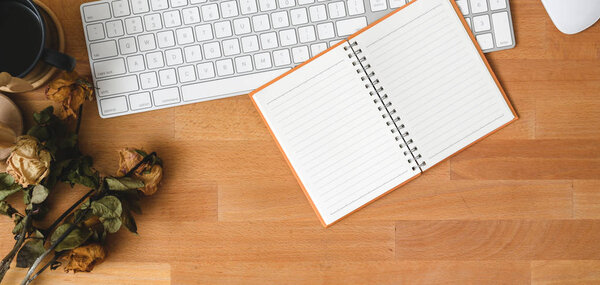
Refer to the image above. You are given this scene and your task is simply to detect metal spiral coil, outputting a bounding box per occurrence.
[345,41,426,171]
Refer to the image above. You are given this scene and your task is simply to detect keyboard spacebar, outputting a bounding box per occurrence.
[181,68,291,102]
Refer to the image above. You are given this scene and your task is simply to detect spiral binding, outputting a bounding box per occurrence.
[345,41,426,171]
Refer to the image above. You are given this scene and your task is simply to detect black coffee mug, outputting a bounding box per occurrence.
[0,0,76,78]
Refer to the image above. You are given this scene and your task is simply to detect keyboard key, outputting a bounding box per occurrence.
[235,56,253,73]
[316,22,334,39]
[197,62,215,79]
[170,0,187,8]
[129,92,153,110]
[182,7,201,25]
[455,0,469,15]
[177,65,197,82]
[233,18,252,35]
[272,11,290,29]
[131,0,150,14]
[203,42,222,59]
[146,51,165,69]
[389,0,406,8]
[176,27,194,45]
[252,14,271,31]
[278,0,295,8]
[100,96,128,116]
[97,75,139,97]
[86,23,105,41]
[94,58,126,78]
[195,24,214,41]
[216,59,234,76]
[279,29,297,46]
[309,5,327,22]
[118,37,137,54]
[492,12,513,47]
[239,0,258,15]
[124,17,143,34]
[475,33,493,50]
[163,10,182,28]
[201,4,220,21]
[140,72,159,89]
[159,68,177,85]
[150,0,168,11]
[153,87,181,106]
[143,13,162,31]
[181,68,289,101]
[298,26,316,43]
[241,35,260,52]
[157,30,175,48]
[273,49,291,66]
[165,48,184,65]
[106,20,125,38]
[112,0,131,17]
[469,0,488,14]
[298,0,314,4]
[260,32,278,49]
[347,0,365,15]
[89,40,118,59]
[310,42,327,56]
[473,15,490,32]
[254,52,272,69]
[222,38,241,56]
[328,2,346,19]
[220,1,239,18]
[489,0,507,10]
[183,45,203,62]
[127,55,145,72]
[82,3,111,22]
[370,0,387,12]
[336,17,367,36]
[291,46,309,63]
[138,34,157,51]
[290,8,308,25]
[258,0,276,11]
[214,21,233,38]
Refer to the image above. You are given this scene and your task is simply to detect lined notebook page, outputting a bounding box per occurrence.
[353,0,515,170]
[252,43,419,225]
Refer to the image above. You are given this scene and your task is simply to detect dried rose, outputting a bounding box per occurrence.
[116,149,163,196]
[45,71,94,120]
[5,136,51,187]
[59,243,106,273]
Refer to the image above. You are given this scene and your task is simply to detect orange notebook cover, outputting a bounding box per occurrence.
[249,0,517,227]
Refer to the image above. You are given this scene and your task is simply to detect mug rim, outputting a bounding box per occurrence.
[1,0,47,78]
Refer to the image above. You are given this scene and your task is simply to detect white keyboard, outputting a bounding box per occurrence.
[80,0,515,118]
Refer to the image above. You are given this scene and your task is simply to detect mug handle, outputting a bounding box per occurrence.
[41,48,76,71]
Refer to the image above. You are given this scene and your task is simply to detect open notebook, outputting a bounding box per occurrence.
[250,0,517,226]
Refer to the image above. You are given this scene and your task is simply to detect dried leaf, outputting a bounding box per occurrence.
[50,223,92,252]
[58,243,106,273]
[16,239,45,268]
[45,71,94,120]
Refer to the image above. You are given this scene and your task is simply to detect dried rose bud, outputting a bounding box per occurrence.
[5,136,51,187]
[59,243,107,273]
[117,148,163,196]
[45,71,94,120]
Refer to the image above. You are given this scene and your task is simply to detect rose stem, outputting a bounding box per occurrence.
[0,214,32,283]
[42,188,95,242]
[75,105,83,135]
[22,152,157,284]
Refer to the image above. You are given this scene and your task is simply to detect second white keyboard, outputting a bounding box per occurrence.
[80,0,515,118]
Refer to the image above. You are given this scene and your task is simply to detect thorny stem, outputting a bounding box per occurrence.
[42,189,95,242]
[22,152,157,284]
[0,214,32,283]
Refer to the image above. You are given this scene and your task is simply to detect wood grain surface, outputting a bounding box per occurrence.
[1,0,599,284]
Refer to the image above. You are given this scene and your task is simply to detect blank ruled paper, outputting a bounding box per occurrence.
[252,44,419,225]
[353,0,515,170]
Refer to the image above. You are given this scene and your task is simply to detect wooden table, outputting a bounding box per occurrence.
[1,0,599,284]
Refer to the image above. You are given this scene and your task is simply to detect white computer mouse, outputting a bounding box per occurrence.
[541,0,600,34]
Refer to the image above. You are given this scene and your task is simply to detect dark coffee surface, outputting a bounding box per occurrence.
[0,1,44,77]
